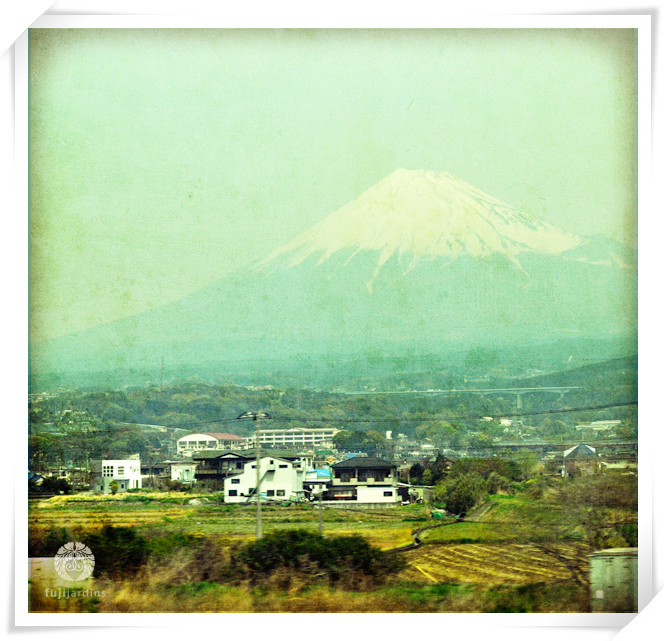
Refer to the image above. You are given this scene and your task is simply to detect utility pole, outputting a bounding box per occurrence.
[255,414,262,539]
[238,412,271,540]
[318,486,323,534]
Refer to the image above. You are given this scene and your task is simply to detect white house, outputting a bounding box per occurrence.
[177,432,246,457]
[170,462,197,484]
[326,457,400,504]
[223,456,305,503]
[90,459,142,493]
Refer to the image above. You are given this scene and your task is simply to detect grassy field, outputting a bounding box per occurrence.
[27,492,598,612]
[29,494,415,549]
[28,578,588,613]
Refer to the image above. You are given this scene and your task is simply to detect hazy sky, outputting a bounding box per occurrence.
[29,28,637,342]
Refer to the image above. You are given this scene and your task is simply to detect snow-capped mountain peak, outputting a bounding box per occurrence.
[261,169,586,273]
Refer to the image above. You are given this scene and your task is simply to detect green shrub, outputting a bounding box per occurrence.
[443,473,487,515]
[29,526,72,557]
[239,529,406,588]
[40,477,72,495]
[146,531,200,560]
[486,472,511,495]
[85,525,149,578]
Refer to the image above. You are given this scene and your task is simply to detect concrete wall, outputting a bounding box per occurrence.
[589,548,638,612]
[356,485,400,503]
[321,501,399,509]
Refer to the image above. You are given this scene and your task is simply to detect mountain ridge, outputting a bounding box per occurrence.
[30,169,637,387]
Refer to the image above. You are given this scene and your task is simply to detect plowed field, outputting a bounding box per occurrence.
[399,542,582,585]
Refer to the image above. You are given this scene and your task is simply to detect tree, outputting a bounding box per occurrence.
[515,450,540,480]
[109,481,119,495]
[29,435,64,470]
[468,433,494,450]
[40,477,71,495]
[332,430,359,450]
[409,463,424,484]
[443,473,487,515]
[486,471,511,495]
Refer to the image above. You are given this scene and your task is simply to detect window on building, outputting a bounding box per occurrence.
[266,490,275,497]
[374,471,386,481]
[117,466,124,476]
[231,478,240,484]
[228,490,237,497]
[383,491,393,497]
[102,465,113,477]
[339,472,351,482]
[277,490,285,496]
[358,471,369,482]
[279,464,288,468]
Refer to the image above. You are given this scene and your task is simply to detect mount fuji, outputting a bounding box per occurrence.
[31,169,636,387]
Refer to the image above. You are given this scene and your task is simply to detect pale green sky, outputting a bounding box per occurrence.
[29,28,637,342]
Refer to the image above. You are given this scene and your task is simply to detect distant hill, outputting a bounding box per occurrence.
[516,355,637,390]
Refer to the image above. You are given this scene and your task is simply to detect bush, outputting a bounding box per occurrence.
[486,472,511,495]
[239,529,406,589]
[29,526,72,557]
[451,458,521,482]
[159,479,191,492]
[443,473,488,515]
[85,525,149,579]
[40,477,71,495]
[561,471,637,510]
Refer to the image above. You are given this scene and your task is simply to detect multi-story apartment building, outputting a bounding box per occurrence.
[177,432,246,457]
[244,427,339,449]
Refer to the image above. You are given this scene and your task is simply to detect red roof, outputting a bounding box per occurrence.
[204,432,245,441]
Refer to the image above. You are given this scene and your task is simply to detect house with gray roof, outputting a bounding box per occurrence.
[325,456,400,505]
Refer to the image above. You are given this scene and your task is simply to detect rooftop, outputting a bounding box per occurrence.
[332,457,395,470]
[192,448,310,461]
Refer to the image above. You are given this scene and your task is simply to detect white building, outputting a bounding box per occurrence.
[223,456,305,503]
[90,459,142,493]
[177,432,246,457]
[244,427,339,449]
[170,462,197,484]
[326,457,400,504]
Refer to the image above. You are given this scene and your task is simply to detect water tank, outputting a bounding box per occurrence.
[588,548,637,612]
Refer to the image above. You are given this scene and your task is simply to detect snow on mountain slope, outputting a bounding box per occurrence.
[260,169,586,282]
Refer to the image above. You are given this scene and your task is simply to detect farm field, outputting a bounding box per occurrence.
[27,491,606,612]
[399,542,580,585]
[29,494,416,549]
